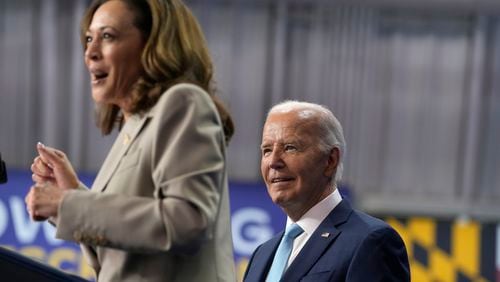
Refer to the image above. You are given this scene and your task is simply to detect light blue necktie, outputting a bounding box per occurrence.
[266,223,304,282]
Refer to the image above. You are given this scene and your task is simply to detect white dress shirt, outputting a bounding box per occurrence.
[285,188,342,268]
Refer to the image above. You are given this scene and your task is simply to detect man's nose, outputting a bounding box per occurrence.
[269,150,285,170]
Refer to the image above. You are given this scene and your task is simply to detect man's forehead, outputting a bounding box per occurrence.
[262,115,317,141]
[262,124,297,138]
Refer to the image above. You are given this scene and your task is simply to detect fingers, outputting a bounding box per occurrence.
[37,142,66,169]
[31,156,53,178]
[32,173,52,184]
[33,142,79,191]
[25,184,52,221]
[25,186,40,221]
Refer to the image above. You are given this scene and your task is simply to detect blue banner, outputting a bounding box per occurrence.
[0,169,289,280]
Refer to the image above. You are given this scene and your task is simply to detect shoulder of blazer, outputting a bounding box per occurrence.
[147,83,217,119]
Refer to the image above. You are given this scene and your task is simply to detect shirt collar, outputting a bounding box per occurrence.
[286,188,342,236]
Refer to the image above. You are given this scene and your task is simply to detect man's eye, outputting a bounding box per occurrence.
[85,36,92,43]
[262,149,271,156]
[284,145,297,152]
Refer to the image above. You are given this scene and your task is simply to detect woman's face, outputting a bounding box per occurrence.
[84,0,146,109]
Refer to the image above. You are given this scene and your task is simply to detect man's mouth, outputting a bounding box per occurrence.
[271,177,294,183]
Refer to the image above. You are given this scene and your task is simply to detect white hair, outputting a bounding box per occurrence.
[268,100,346,184]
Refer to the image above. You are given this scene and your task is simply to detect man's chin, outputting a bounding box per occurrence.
[270,193,290,207]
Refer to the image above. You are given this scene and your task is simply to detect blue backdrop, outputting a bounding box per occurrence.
[0,168,352,280]
[0,169,285,280]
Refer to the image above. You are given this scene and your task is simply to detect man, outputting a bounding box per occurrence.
[244,101,410,282]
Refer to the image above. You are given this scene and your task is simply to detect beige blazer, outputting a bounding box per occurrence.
[55,83,236,282]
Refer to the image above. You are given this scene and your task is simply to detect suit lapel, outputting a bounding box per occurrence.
[281,200,354,281]
[92,114,150,192]
[248,234,283,281]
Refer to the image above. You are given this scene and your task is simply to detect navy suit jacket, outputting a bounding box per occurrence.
[244,200,410,282]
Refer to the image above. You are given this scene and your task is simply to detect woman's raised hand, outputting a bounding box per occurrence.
[30,142,79,190]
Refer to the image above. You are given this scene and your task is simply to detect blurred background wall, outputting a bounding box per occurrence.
[0,0,499,281]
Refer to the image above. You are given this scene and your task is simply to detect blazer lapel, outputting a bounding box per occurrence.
[281,200,354,281]
[248,234,283,281]
[91,114,150,192]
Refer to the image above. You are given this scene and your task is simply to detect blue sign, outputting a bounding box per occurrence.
[0,169,287,280]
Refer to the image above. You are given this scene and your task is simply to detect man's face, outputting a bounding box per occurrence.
[260,111,337,216]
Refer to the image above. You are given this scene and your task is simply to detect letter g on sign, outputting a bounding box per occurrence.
[231,208,274,256]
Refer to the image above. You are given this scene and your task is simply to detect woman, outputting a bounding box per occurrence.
[26,0,236,281]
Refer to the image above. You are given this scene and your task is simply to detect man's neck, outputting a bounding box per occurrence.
[284,185,336,221]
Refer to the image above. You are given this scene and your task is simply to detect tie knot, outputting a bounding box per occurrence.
[285,223,303,239]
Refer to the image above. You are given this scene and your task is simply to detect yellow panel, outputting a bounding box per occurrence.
[452,221,479,277]
[430,248,455,282]
[409,217,435,248]
[411,260,432,282]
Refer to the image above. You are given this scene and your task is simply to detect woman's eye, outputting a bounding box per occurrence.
[102,33,113,39]
[85,36,92,43]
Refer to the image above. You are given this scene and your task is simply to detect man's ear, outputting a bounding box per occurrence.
[324,147,339,178]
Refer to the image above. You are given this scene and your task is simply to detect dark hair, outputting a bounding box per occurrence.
[81,0,235,143]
